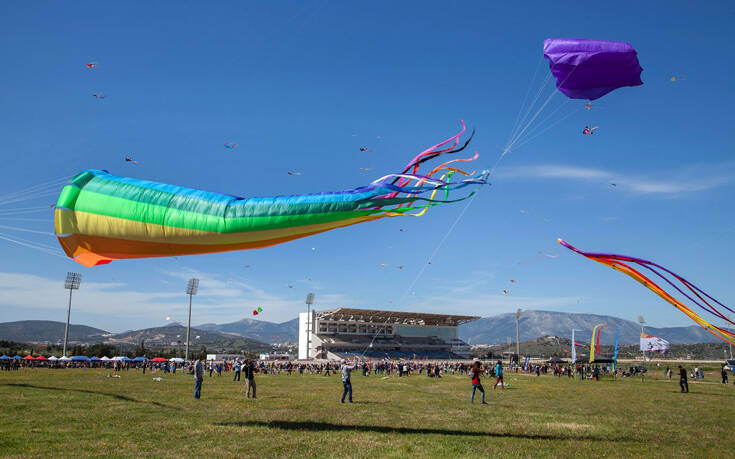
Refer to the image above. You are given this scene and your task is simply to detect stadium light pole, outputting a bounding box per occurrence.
[62,272,82,357]
[305,293,315,359]
[638,315,646,361]
[185,278,199,363]
[515,308,522,360]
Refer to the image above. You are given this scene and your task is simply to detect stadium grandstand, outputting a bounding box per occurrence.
[298,308,479,360]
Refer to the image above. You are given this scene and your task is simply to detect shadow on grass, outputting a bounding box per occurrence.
[216,420,627,441]
[2,383,175,409]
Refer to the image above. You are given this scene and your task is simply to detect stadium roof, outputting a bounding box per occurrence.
[316,308,480,326]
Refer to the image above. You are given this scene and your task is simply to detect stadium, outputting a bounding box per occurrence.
[298,308,479,360]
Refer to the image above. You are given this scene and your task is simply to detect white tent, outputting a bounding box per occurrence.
[59,356,70,361]
[169,357,184,363]
[48,356,58,361]
[100,356,111,361]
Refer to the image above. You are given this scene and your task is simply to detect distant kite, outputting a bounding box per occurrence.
[86,62,98,69]
[359,147,373,152]
[559,239,735,345]
[224,143,238,149]
[92,94,105,99]
[287,171,303,176]
[125,156,139,164]
[54,122,485,266]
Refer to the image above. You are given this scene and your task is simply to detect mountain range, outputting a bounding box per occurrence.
[459,310,723,345]
[0,310,726,346]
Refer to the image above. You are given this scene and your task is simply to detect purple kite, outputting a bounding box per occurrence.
[543,38,643,100]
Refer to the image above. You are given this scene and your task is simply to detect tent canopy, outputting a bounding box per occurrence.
[35,356,48,361]
[0,355,10,360]
[151,357,167,362]
[71,356,90,361]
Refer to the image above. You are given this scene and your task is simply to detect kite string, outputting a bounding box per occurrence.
[507,55,547,144]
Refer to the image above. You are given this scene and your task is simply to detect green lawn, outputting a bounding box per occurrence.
[0,367,732,457]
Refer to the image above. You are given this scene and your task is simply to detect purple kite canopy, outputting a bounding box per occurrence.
[543,38,643,101]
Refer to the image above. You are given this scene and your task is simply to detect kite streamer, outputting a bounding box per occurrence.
[55,123,486,266]
[559,239,735,345]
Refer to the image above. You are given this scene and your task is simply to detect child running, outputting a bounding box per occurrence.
[470,360,487,404]
[494,360,505,390]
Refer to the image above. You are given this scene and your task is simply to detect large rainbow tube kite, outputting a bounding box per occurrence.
[55,123,486,267]
[559,239,735,345]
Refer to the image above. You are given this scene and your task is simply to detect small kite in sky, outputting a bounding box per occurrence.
[86,62,98,69]
[584,102,593,110]
[224,143,238,149]
[582,126,598,135]
[165,316,171,321]
[125,156,139,164]
[359,147,373,152]
[611,183,617,187]
[287,171,303,176]
[380,264,387,267]
[252,309,258,316]
[510,280,516,283]
[92,93,105,99]
[244,265,250,268]
[288,285,293,288]
[397,265,403,270]
[359,167,372,171]
[503,290,509,295]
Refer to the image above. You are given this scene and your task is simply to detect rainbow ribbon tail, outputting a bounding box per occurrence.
[558,239,735,345]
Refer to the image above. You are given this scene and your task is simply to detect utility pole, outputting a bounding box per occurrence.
[185,278,199,363]
[62,272,82,357]
[515,308,522,361]
[305,293,315,359]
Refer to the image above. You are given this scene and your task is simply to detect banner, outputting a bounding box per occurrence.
[571,330,577,363]
[640,333,670,353]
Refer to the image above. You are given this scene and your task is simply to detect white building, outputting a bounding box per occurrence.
[298,308,479,360]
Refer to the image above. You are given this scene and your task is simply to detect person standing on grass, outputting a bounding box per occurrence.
[341,358,356,403]
[721,365,728,384]
[233,360,241,382]
[244,359,257,399]
[193,358,204,399]
[493,360,504,390]
[470,361,488,405]
[678,365,689,393]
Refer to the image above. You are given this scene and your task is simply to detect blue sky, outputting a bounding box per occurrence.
[0,1,733,333]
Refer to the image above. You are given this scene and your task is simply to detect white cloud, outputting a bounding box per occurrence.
[498,162,734,195]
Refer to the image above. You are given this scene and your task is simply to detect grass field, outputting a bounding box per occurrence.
[1,367,733,457]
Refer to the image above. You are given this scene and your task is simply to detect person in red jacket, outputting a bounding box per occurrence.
[470,360,487,405]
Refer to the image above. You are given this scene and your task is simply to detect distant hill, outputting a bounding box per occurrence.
[196,318,298,344]
[1,310,725,349]
[105,325,271,354]
[459,310,723,345]
[0,320,108,344]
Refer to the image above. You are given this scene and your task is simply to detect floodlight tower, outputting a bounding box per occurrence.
[638,315,646,361]
[515,308,522,360]
[305,293,315,359]
[62,272,82,357]
[185,278,199,363]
